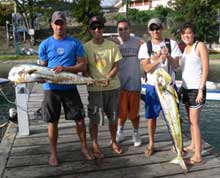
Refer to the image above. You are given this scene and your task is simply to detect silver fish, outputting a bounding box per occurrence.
[8,64,95,85]
[154,68,188,173]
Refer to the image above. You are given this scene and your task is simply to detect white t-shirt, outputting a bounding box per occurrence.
[138,39,182,86]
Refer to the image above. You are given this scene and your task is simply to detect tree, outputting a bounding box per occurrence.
[11,0,77,45]
[168,0,220,43]
[0,3,14,25]
[71,0,103,41]
[114,6,171,26]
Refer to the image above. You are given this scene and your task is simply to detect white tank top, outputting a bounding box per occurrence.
[181,42,202,89]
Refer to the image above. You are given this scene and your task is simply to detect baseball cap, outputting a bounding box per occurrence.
[51,11,66,23]
[148,18,162,28]
[89,16,105,27]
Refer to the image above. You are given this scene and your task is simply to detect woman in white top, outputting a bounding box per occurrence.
[180,22,209,165]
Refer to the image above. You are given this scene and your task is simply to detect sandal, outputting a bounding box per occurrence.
[145,146,154,157]
[185,158,205,166]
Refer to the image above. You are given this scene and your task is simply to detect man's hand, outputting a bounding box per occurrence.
[160,47,169,56]
[53,66,64,73]
[94,78,110,87]
[37,79,46,83]
[102,79,109,87]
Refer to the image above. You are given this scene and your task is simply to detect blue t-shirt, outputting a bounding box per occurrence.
[38,36,84,90]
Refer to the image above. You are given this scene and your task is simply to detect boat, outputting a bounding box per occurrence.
[0,78,9,85]
[141,79,220,101]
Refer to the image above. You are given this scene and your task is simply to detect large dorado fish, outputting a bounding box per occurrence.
[153,68,187,173]
[8,64,95,85]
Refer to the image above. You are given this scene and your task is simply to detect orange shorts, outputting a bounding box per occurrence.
[119,90,140,121]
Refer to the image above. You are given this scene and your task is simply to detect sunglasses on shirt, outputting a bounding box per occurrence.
[118,27,129,32]
[90,25,103,30]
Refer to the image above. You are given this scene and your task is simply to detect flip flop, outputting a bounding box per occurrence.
[145,147,154,157]
[185,158,205,166]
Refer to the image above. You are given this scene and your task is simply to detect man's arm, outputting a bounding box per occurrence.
[140,52,164,74]
[40,60,48,66]
[107,61,119,79]
[167,55,180,69]
[102,61,119,87]
[53,56,87,73]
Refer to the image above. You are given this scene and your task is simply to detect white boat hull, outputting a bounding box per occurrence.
[141,79,220,101]
[0,78,9,85]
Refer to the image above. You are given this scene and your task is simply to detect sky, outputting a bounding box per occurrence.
[101,0,117,6]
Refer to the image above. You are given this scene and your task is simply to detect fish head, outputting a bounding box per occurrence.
[8,65,37,83]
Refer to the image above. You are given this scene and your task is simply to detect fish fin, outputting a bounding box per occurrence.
[27,69,38,75]
[170,156,188,174]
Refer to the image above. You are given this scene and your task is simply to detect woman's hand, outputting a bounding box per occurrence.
[196,89,204,103]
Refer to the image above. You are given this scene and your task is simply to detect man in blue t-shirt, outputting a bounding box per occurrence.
[38,11,94,166]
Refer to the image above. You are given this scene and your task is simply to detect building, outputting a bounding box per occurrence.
[114,0,170,12]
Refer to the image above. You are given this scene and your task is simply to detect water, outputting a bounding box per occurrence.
[0,63,16,142]
[179,101,220,151]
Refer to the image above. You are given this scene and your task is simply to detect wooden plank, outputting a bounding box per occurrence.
[1,83,220,178]
[3,153,220,178]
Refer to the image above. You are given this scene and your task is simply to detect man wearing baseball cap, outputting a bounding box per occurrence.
[138,18,182,157]
[89,16,105,27]
[83,16,123,159]
[147,18,163,29]
[51,11,66,23]
[38,11,94,166]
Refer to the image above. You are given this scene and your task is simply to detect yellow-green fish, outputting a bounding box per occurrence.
[154,68,187,173]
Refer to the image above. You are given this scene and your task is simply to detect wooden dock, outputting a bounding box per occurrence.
[1,84,220,178]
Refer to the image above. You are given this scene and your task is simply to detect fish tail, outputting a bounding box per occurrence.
[170,156,188,174]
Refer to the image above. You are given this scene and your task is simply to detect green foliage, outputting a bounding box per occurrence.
[71,0,103,41]
[113,13,126,22]
[0,4,14,25]
[169,0,220,43]
[114,1,220,44]
[114,6,171,25]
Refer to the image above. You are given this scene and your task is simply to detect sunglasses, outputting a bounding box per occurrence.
[118,27,129,32]
[90,25,103,30]
[149,26,161,31]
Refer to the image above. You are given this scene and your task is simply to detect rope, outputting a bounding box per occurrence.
[0,83,35,112]
[0,87,16,105]
[0,121,9,129]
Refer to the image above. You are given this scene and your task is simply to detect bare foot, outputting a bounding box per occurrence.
[144,145,154,157]
[48,156,59,167]
[111,142,123,155]
[183,146,195,153]
[81,148,95,160]
[93,144,104,159]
